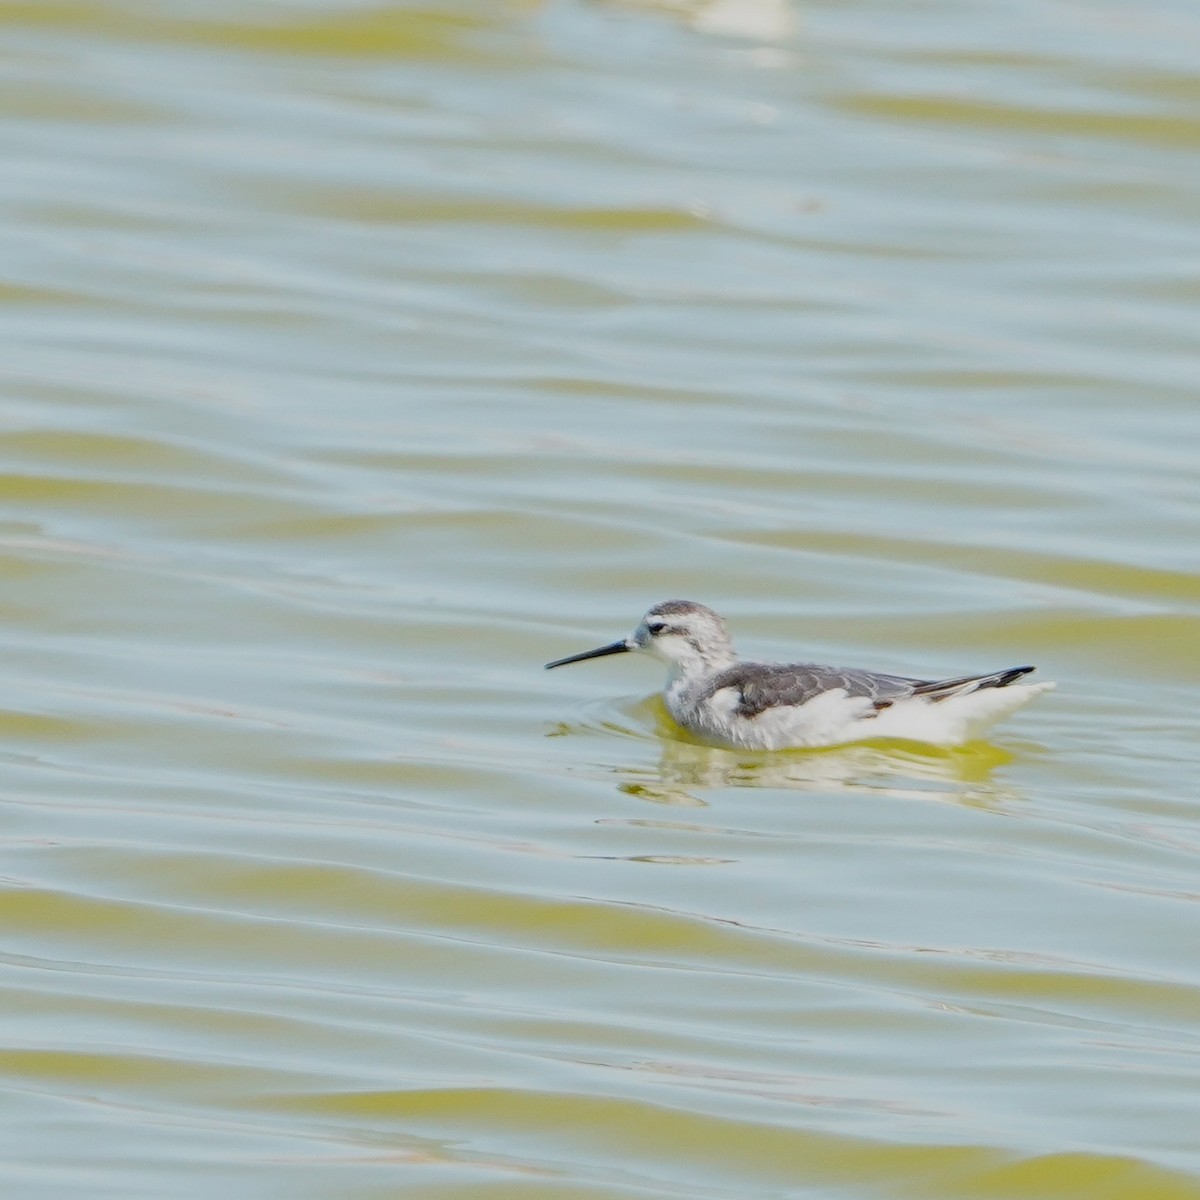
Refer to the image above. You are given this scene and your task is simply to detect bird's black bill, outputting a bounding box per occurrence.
[544,640,630,670]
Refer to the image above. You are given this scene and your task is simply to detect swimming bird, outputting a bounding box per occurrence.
[545,600,1054,750]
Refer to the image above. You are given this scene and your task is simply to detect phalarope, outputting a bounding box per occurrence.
[545,600,1054,750]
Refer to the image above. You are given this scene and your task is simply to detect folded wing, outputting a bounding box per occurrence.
[717,662,1037,719]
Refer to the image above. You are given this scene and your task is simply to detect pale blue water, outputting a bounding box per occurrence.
[0,2,1197,1197]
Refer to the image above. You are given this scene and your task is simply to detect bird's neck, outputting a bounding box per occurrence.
[666,644,736,684]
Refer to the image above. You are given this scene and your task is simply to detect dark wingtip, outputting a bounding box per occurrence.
[913,664,1038,700]
[1000,665,1037,686]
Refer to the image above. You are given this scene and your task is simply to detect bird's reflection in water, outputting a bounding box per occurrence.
[601,695,1028,811]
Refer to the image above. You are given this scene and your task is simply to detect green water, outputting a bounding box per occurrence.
[0,1,1197,1197]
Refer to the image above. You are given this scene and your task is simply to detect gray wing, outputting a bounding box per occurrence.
[706,662,928,720]
[710,662,1039,719]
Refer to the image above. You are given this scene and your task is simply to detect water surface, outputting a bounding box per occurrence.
[0,1,1198,1197]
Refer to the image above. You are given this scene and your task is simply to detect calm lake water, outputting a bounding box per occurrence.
[1,1,1198,1197]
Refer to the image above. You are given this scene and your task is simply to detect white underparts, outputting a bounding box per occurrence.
[667,678,1056,751]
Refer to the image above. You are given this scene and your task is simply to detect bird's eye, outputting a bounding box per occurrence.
[646,620,667,635]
